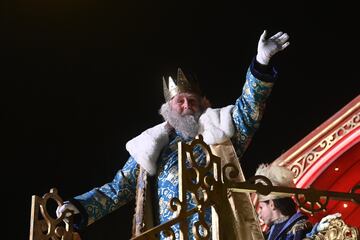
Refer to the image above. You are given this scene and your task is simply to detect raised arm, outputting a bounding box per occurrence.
[231,30,290,157]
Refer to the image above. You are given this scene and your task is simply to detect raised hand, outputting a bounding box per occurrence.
[256,30,290,65]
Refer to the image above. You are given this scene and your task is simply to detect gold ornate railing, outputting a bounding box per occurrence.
[131,135,225,240]
[29,188,81,240]
[30,135,360,240]
[131,135,360,239]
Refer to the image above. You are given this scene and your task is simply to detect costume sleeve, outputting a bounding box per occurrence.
[291,229,311,240]
[285,226,312,240]
[305,223,319,238]
[231,57,276,158]
[70,156,139,228]
[287,218,313,240]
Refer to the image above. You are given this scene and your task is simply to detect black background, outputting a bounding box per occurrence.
[2,1,359,239]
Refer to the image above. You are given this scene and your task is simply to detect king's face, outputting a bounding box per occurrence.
[170,93,202,116]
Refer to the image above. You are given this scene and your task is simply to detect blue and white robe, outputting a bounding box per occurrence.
[70,58,277,239]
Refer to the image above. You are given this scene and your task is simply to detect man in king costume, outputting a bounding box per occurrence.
[57,30,290,239]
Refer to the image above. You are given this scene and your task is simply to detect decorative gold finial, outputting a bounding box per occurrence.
[162,68,201,102]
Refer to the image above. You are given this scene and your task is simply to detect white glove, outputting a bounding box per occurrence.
[256,30,290,65]
[316,212,342,231]
[56,201,80,218]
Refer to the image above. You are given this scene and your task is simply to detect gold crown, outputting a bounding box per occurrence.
[162,68,201,102]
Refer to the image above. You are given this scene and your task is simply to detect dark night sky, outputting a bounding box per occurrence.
[2,1,359,239]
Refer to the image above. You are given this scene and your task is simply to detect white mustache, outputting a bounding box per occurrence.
[182,109,194,116]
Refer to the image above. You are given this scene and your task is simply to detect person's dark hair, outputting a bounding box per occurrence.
[265,197,297,216]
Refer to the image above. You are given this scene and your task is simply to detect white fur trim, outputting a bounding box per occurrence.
[125,122,169,176]
[126,105,235,175]
[199,105,235,145]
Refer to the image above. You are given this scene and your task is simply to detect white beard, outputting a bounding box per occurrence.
[159,103,202,139]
